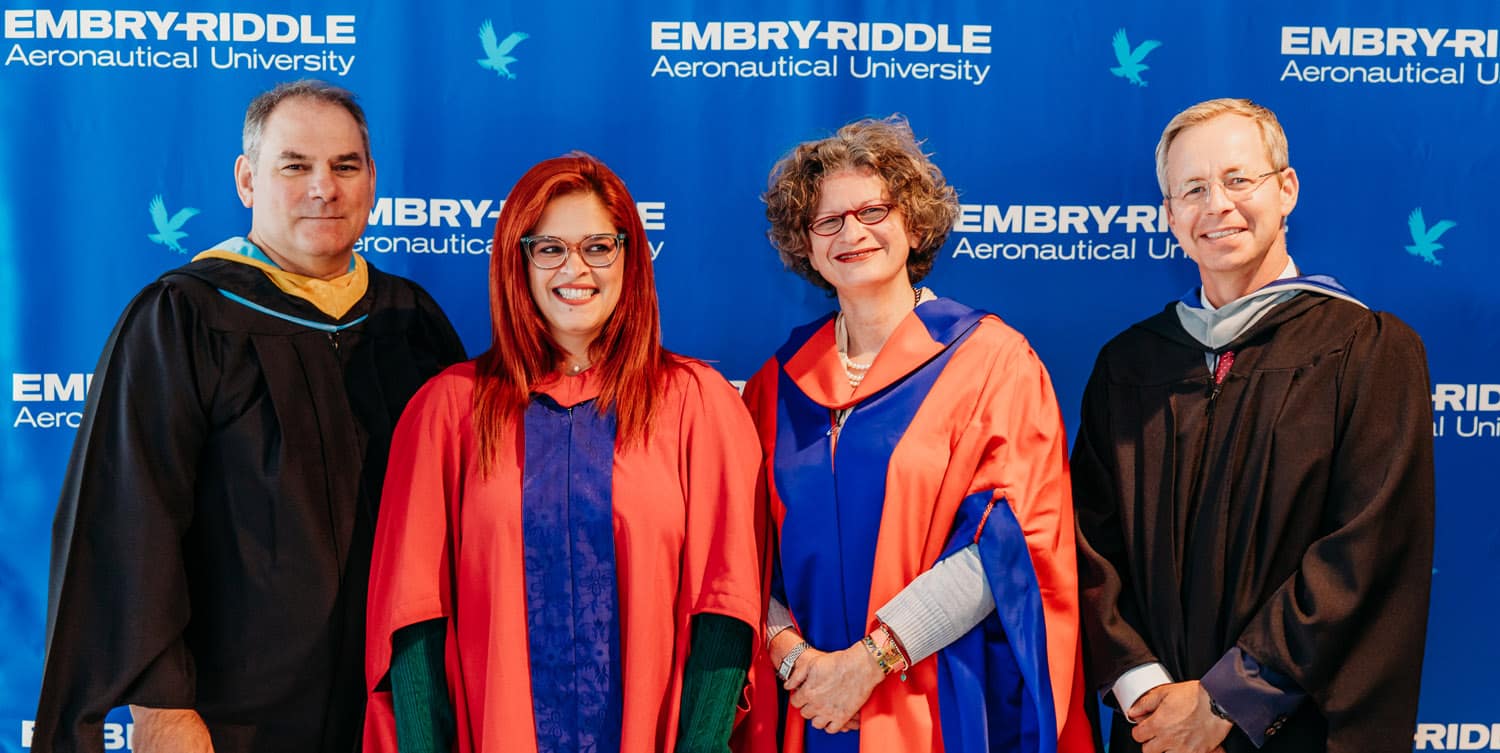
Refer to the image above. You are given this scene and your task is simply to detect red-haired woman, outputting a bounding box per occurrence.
[363,154,762,753]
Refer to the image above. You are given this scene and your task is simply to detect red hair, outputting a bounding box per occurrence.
[474,153,674,465]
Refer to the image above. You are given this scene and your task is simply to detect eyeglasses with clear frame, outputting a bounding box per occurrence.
[1167,169,1284,208]
[808,203,895,237]
[521,233,625,269]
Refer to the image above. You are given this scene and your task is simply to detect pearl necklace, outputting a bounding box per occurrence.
[836,287,922,388]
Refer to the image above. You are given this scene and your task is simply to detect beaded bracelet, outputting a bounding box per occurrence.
[877,622,912,675]
[861,634,894,675]
[861,628,910,681]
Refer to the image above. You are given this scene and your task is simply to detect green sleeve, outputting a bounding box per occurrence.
[675,613,754,753]
[390,618,455,753]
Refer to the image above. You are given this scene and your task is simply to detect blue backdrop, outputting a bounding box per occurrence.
[2,1,1496,750]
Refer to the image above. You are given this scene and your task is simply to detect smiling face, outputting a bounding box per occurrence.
[234,97,375,279]
[805,169,913,300]
[526,191,624,358]
[1163,114,1299,305]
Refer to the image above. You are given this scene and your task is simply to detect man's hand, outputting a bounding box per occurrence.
[129,706,215,753]
[783,643,883,734]
[1128,681,1232,753]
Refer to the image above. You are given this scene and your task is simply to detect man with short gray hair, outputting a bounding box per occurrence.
[1072,98,1434,753]
[33,79,465,753]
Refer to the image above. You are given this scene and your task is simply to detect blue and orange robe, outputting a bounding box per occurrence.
[741,298,1095,753]
[363,357,763,753]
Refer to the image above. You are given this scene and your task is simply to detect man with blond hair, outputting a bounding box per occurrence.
[1072,98,1434,753]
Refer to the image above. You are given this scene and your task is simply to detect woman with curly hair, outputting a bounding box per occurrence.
[742,117,1096,753]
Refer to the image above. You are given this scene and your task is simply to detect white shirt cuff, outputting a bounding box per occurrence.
[1113,662,1174,722]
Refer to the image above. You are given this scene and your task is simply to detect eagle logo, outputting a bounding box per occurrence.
[1110,28,1161,87]
[1405,208,1456,267]
[477,20,529,78]
[147,194,200,254]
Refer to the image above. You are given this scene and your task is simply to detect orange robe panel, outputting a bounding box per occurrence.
[364,358,762,752]
[741,303,1095,753]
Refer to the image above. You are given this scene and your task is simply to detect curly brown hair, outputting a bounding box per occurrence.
[763,116,959,293]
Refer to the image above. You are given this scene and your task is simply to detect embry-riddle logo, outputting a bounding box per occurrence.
[147,194,200,253]
[477,19,528,78]
[1406,208,1456,266]
[1110,28,1160,87]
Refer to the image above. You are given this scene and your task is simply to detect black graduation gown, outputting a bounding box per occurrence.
[1072,294,1435,753]
[35,258,466,753]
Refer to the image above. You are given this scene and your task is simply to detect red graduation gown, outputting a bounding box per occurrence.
[364,357,762,752]
[741,300,1094,753]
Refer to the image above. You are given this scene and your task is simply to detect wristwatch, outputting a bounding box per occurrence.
[778,641,809,681]
[1209,696,1234,723]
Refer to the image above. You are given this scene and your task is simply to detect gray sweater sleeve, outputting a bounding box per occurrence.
[767,544,992,666]
[766,595,795,638]
[874,544,993,665]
